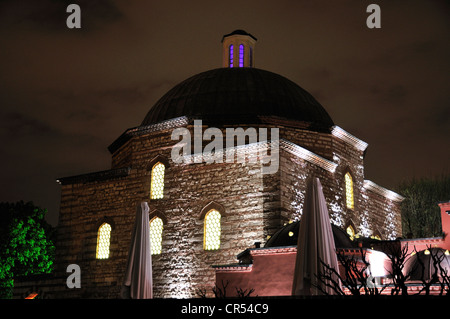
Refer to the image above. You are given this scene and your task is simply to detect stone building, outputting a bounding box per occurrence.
[44,30,405,298]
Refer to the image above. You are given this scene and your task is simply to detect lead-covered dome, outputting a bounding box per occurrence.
[141,67,334,131]
[265,220,355,249]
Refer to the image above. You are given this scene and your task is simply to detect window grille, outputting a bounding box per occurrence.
[150,217,163,255]
[345,172,354,210]
[151,162,165,199]
[96,223,112,259]
[204,209,221,250]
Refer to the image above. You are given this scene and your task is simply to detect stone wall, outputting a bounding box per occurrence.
[54,128,272,298]
[49,121,402,299]
[361,188,402,240]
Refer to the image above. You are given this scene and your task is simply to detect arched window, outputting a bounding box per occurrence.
[149,217,164,255]
[229,44,234,68]
[150,162,165,199]
[96,223,112,259]
[204,209,221,250]
[239,44,244,67]
[346,225,355,241]
[345,172,354,210]
[370,230,382,240]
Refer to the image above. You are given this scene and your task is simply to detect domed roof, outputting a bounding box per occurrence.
[221,29,257,41]
[404,248,450,280]
[264,220,355,249]
[141,67,334,131]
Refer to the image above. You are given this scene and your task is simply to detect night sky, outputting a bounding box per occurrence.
[1,1,449,226]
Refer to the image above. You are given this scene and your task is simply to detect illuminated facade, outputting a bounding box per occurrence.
[15,30,409,298]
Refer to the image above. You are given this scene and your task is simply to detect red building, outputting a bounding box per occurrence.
[214,201,450,296]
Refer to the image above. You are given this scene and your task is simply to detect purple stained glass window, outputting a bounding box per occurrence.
[229,44,233,68]
[239,44,244,67]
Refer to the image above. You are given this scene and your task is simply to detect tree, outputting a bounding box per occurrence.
[316,248,386,296]
[317,243,450,296]
[384,243,412,296]
[397,174,450,239]
[196,280,257,298]
[0,201,55,298]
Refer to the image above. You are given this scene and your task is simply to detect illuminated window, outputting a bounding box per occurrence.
[150,217,163,255]
[204,209,221,250]
[345,172,354,210]
[239,44,244,67]
[346,225,355,241]
[229,44,234,68]
[370,234,381,240]
[96,223,112,259]
[151,162,165,199]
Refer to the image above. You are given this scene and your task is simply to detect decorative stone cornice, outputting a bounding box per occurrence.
[280,139,338,173]
[108,117,340,176]
[363,180,405,202]
[56,167,131,185]
[212,264,253,272]
[182,138,337,174]
[249,246,297,256]
[108,116,189,153]
[331,125,368,152]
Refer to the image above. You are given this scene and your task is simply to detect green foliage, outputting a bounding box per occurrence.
[397,174,450,239]
[0,201,55,298]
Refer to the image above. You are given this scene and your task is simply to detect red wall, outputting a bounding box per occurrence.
[216,249,296,297]
[215,247,390,297]
[439,202,450,250]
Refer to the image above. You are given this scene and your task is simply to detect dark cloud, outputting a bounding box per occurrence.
[0,111,54,137]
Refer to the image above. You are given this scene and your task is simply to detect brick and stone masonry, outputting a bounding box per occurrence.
[46,118,403,298]
[13,31,404,299]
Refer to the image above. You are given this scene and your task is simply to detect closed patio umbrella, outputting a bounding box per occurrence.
[292,177,340,295]
[122,201,153,299]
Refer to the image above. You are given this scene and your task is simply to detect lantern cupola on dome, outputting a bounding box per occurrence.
[222,29,257,68]
[141,30,334,131]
